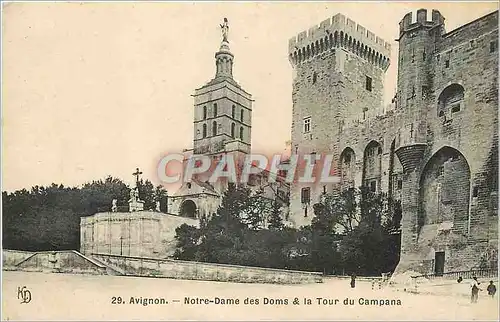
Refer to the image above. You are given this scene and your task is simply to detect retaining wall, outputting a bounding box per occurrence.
[92,253,323,284]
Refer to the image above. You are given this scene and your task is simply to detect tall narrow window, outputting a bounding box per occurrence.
[203,106,207,120]
[490,41,497,53]
[202,124,207,138]
[303,117,311,133]
[212,121,217,136]
[231,123,235,138]
[232,105,236,118]
[312,72,317,84]
[301,187,311,204]
[365,76,372,92]
[213,103,218,117]
[240,127,244,140]
[240,109,244,122]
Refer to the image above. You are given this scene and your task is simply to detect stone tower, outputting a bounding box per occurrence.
[394,9,446,261]
[169,19,254,219]
[287,13,391,227]
[394,9,499,274]
[192,18,253,179]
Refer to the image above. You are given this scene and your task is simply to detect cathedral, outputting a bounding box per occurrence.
[167,18,290,221]
[80,19,290,259]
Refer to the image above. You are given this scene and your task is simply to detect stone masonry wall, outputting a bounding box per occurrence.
[92,253,323,284]
[288,16,390,227]
[80,212,199,259]
[395,10,498,274]
[287,9,498,274]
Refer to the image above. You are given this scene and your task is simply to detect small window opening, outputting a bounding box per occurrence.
[301,187,311,204]
[365,76,372,92]
[303,117,311,133]
[473,186,479,198]
[490,41,496,53]
[312,72,317,84]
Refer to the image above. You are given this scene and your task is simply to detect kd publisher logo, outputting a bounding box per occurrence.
[17,286,32,304]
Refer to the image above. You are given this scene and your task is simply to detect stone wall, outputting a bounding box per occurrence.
[92,253,323,284]
[2,249,35,268]
[286,8,498,274]
[80,211,199,259]
[287,12,391,228]
[3,250,109,275]
[395,9,498,274]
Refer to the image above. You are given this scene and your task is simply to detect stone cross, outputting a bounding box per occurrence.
[132,167,143,187]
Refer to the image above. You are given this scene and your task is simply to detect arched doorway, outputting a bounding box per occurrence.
[179,200,197,218]
[418,147,470,231]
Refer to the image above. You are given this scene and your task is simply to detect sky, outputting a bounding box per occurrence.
[2,1,498,192]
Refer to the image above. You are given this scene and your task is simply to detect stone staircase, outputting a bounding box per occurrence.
[3,250,124,276]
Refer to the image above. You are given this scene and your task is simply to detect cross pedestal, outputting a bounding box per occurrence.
[129,199,144,212]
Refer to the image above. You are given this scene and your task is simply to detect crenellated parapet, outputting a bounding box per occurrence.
[398,9,445,38]
[288,13,391,70]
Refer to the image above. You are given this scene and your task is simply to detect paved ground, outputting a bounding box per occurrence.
[2,271,499,321]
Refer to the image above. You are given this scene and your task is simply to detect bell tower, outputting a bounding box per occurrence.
[192,18,253,166]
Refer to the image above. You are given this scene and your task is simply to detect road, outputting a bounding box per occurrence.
[2,271,498,321]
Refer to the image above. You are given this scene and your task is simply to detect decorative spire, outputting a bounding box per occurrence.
[215,17,234,78]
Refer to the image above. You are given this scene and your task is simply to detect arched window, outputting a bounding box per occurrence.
[202,124,207,138]
[232,105,236,118]
[231,123,235,138]
[212,121,217,136]
[240,109,244,122]
[203,106,207,120]
[240,127,244,140]
[213,103,218,117]
[437,84,465,117]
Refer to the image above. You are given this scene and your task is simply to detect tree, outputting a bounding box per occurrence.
[267,199,285,231]
[320,188,358,233]
[337,187,402,276]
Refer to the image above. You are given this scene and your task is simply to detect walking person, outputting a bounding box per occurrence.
[470,276,481,303]
[487,281,496,299]
[350,273,356,289]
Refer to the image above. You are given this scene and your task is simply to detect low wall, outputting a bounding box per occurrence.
[2,250,35,268]
[80,211,199,258]
[92,253,323,284]
[3,250,109,275]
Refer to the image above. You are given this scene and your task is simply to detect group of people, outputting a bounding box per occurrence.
[459,276,496,303]
[347,272,496,304]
